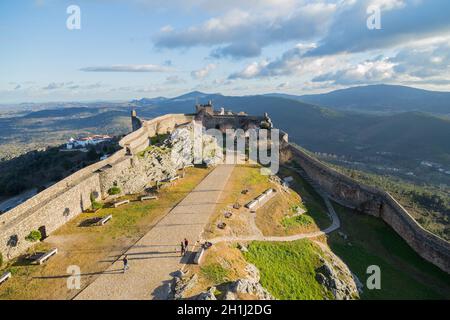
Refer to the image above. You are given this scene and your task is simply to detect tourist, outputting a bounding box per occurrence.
[123,255,129,273]
[184,238,189,252]
[180,241,185,256]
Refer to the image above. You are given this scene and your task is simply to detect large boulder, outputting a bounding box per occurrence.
[315,257,359,300]
[169,123,223,168]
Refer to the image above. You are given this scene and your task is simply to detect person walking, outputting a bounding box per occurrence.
[180,241,185,256]
[184,238,189,252]
[123,255,129,273]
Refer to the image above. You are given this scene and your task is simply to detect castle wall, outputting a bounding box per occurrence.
[0,113,192,261]
[0,173,101,260]
[201,115,264,131]
[282,143,450,273]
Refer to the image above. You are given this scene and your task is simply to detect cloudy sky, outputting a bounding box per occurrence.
[0,0,449,103]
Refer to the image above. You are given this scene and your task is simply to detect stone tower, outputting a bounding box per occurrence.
[131,109,142,132]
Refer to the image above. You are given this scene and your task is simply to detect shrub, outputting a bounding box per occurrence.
[25,230,42,243]
[90,192,103,210]
[108,186,121,195]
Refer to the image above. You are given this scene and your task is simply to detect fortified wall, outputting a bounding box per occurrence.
[281,142,450,273]
[0,112,193,260]
[1,104,449,275]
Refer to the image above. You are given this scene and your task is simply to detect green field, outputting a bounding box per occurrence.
[244,240,334,300]
[243,204,450,300]
[328,203,450,299]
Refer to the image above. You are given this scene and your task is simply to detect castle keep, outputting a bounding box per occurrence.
[0,104,449,274]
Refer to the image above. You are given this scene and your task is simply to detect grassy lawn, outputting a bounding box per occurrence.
[327,203,450,299]
[0,166,211,300]
[243,240,334,300]
[204,164,274,238]
[256,167,331,236]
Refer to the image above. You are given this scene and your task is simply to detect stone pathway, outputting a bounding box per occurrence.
[74,164,235,300]
[208,193,340,244]
[208,164,341,244]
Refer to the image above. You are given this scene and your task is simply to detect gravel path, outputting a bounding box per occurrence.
[208,184,340,244]
[74,164,235,300]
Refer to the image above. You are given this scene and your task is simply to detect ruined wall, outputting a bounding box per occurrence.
[282,143,450,274]
[0,113,192,261]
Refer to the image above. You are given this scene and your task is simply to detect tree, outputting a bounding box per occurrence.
[25,230,42,243]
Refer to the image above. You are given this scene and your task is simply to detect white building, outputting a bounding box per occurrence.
[66,135,112,149]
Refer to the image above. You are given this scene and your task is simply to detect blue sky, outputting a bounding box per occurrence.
[1,0,449,103]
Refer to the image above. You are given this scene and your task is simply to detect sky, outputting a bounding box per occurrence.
[0,0,450,103]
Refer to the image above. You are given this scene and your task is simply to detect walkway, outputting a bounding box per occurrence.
[208,192,340,244]
[75,164,235,300]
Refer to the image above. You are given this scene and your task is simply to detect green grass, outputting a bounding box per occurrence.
[244,240,333,300]
[328,203,450,299]
[281,214,314,228]
[279,167,331,229]
[201,263,230,284]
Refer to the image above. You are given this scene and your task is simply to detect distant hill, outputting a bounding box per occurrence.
[132,92,450,167]
[268,85,450,115]
[2,90,450,184]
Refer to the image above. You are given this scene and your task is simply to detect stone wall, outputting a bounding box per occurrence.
[0,113,192,261]
[281,142,450,274]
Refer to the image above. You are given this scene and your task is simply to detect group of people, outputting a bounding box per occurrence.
[180,238,189,256]
[121,238,190,273]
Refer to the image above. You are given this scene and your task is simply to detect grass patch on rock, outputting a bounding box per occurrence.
[243,240,333,300]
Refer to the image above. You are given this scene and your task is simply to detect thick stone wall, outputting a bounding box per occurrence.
[282,143,450,274]
[0,113,192,261]
[0,173,101,260]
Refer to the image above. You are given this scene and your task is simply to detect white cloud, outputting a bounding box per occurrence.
[154,2,336,58]
[191,64,217,79]
[80,64,172,72]
[312,58,396,85]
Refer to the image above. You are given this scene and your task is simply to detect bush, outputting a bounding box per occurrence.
[25,230,42,243]
[108,186,121,195]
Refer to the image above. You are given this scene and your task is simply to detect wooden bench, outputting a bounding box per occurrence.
[0,272,11,285]
[35,248,58,265]
[140,195,158,201]
[113,200,130,208]
[193,248,205,264]
[97,214,112,226]
[245,200,258,209]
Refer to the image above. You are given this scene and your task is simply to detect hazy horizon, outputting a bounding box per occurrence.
[1,0,450,103]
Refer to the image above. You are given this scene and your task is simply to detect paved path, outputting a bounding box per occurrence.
[75,164,235,300]
[208,166,340,244]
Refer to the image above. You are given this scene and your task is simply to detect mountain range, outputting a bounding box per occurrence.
[1,85,450,184]
[266,84,450,115]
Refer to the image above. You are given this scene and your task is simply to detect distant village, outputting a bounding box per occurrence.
[65,135,113,150]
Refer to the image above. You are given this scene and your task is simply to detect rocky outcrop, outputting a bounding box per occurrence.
[172,271,199,300]
[99,146,177,196]
[315,255,360,300]
[169,123,223,168]
[223,279,275,300]
[170,127,194,169]
[220,264,275,300]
